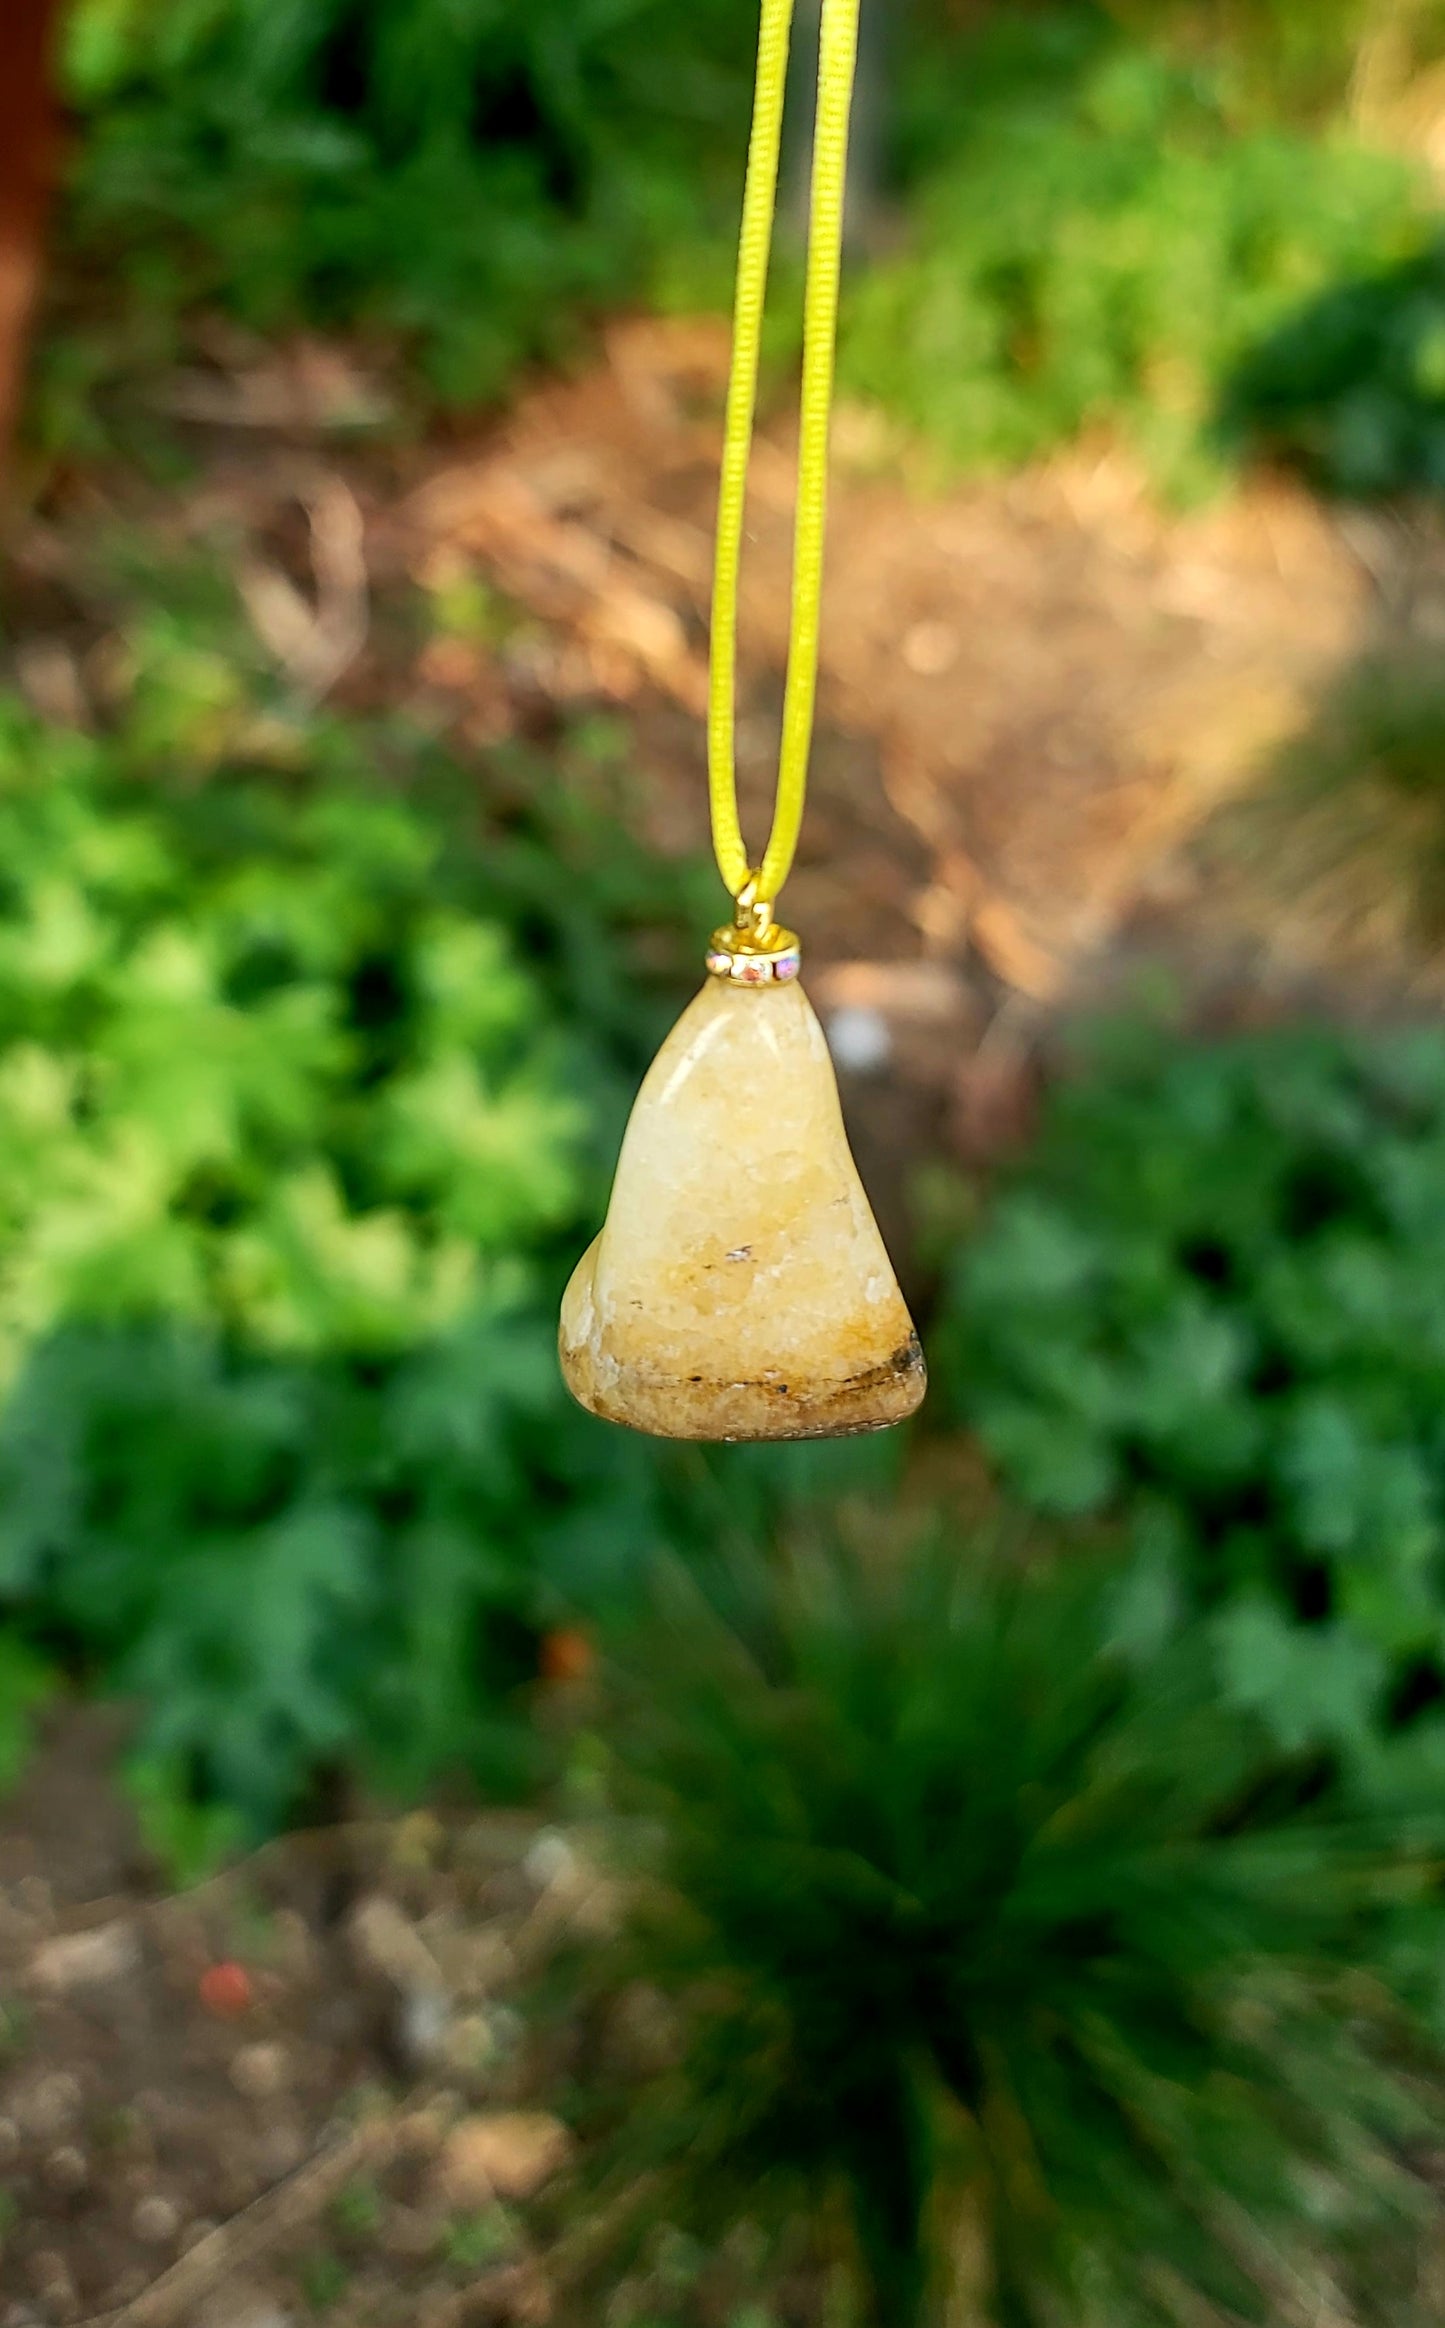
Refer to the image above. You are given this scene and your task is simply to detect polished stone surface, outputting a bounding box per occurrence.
[559,977,925,1440]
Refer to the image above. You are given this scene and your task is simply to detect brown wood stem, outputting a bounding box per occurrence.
[0,0,63,489]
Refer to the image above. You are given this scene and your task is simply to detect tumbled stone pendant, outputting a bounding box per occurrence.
[559,896,926,1442]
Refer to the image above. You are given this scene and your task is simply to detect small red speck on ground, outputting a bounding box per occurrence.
[198,1959,253,2018]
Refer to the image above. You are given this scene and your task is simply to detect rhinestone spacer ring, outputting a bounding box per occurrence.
[705,936,803,983]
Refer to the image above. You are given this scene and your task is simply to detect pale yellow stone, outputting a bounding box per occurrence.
[559,977,925,1441]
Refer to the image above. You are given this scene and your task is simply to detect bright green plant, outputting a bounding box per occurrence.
[937,1014,1445,1794]
[592,1541,1443,2328]
[841,9,1428,498]
[0,697,579,1377]
[51,0,751,427]
[0,573,893,1839]
[0,640,588,1823]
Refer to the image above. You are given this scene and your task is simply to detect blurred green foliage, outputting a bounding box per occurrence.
[53,0,751,418]
[47,0,1445,498]
[0,694,579,1371]
[0,611,579,1823]
[0,1638,55,1795]
[937,1013,1445,1797]
[1102,0,1445,121]
[0,568,893,1840]
[594,1540,1443,2328]
[1222,238,1445,493]
[842,8,1429,498]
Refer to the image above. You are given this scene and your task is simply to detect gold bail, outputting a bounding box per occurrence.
[706,870,802,985]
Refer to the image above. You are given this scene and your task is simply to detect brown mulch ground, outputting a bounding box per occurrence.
[0,1704,646,2328]
[389,315,1366,995]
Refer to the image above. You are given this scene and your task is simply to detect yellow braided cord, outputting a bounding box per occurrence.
[707,0,795,899]
[708,0,860,908]
[764,0,859,903]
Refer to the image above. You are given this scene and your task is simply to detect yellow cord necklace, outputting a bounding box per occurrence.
[708,0,861,914]
[559,0,926,1444]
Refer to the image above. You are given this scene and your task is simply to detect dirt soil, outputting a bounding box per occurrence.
[391,316,1367,988]
[0,1703,643,2328]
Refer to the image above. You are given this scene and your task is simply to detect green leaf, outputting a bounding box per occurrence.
[1213,1599,1386,1757]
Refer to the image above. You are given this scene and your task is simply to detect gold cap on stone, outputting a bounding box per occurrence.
[706,876,801,985]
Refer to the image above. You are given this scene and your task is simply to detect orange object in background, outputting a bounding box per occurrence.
[539,1627,594,1684]
[0,0,61,487]
[198,1960,254,2019]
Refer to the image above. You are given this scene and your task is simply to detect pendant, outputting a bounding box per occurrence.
[559,893,926,1442]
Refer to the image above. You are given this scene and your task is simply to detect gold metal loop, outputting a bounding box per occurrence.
[707,869,801,984]
[734,875,775,940]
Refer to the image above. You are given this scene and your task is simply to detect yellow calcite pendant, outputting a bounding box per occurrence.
[559,944,926,1442]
